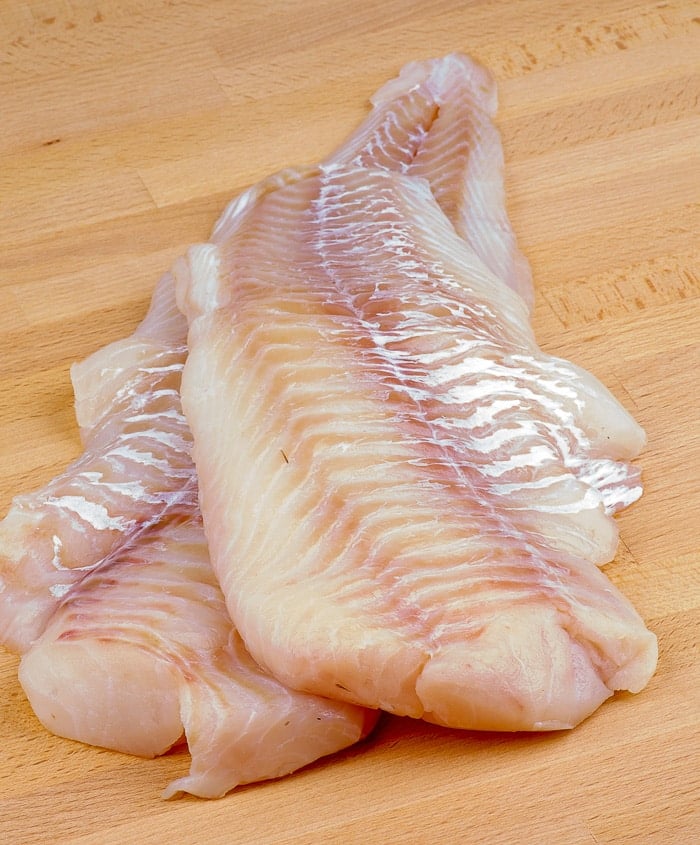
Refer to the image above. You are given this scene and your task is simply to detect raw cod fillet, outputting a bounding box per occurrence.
[0,273,194,654]
[7,275,375,797]
[326,53,534,309]
[175,53,657,732]
[19,509,373,799]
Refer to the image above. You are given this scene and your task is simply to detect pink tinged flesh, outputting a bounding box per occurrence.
[11,273,375,796]
[5,52,656,802]
[0,274,195,654]
[13,272,375,797]
[19,513,374,799]
[175,55,655,732]
[324,52,534,310]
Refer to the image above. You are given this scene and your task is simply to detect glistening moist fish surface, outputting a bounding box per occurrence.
[1,51,539,800]
[325,53,534,308]
[1,52,657,801]
[175,53,657,733]
[19,508,374,799]
[0,273,195,654]
[13,275,375,799]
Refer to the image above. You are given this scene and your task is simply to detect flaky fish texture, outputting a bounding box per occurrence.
[11,275,374,797]
[175,53,657,733]
[0,274,194,653]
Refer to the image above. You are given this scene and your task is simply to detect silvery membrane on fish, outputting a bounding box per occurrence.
[0,273,195,654]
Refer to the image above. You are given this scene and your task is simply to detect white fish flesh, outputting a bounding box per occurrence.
[0,273,194,654]
[174,53,657,733]
[19,508,374,799]
[6,275,375,797]
[326,54,534,309]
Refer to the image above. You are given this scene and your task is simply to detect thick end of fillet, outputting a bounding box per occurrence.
[416,605,657,731]
[237,584,657,733]
[19,639,184,757]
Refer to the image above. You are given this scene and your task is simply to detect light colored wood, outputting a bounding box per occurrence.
[1,2,698,842]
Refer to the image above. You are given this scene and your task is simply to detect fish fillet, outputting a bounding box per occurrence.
[19,508,373,799]
[5,275,374,796]
[326,53,534,309]
[175,54,657,732]
[0,273,194,654]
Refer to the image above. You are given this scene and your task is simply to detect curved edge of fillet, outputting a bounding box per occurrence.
[211,166,318,245]
[71,273,187,434]
[161,633,378,799]
[19,638,185,758]
[18,510,379,800]
[415,605,658,732]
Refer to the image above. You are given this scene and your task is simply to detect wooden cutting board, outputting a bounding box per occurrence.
[1,2,698,843]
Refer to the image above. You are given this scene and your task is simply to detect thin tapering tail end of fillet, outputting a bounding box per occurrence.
[369,52,498,115]
[326,52,533,311]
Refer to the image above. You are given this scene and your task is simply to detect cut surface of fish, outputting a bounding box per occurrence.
[175,55,656,733]
[7,274,375,797]
[0,274,194,654]
[19,509,374,799]
[325,53,534,310]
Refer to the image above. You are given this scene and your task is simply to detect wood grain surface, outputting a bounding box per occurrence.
[1,2,698,843]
